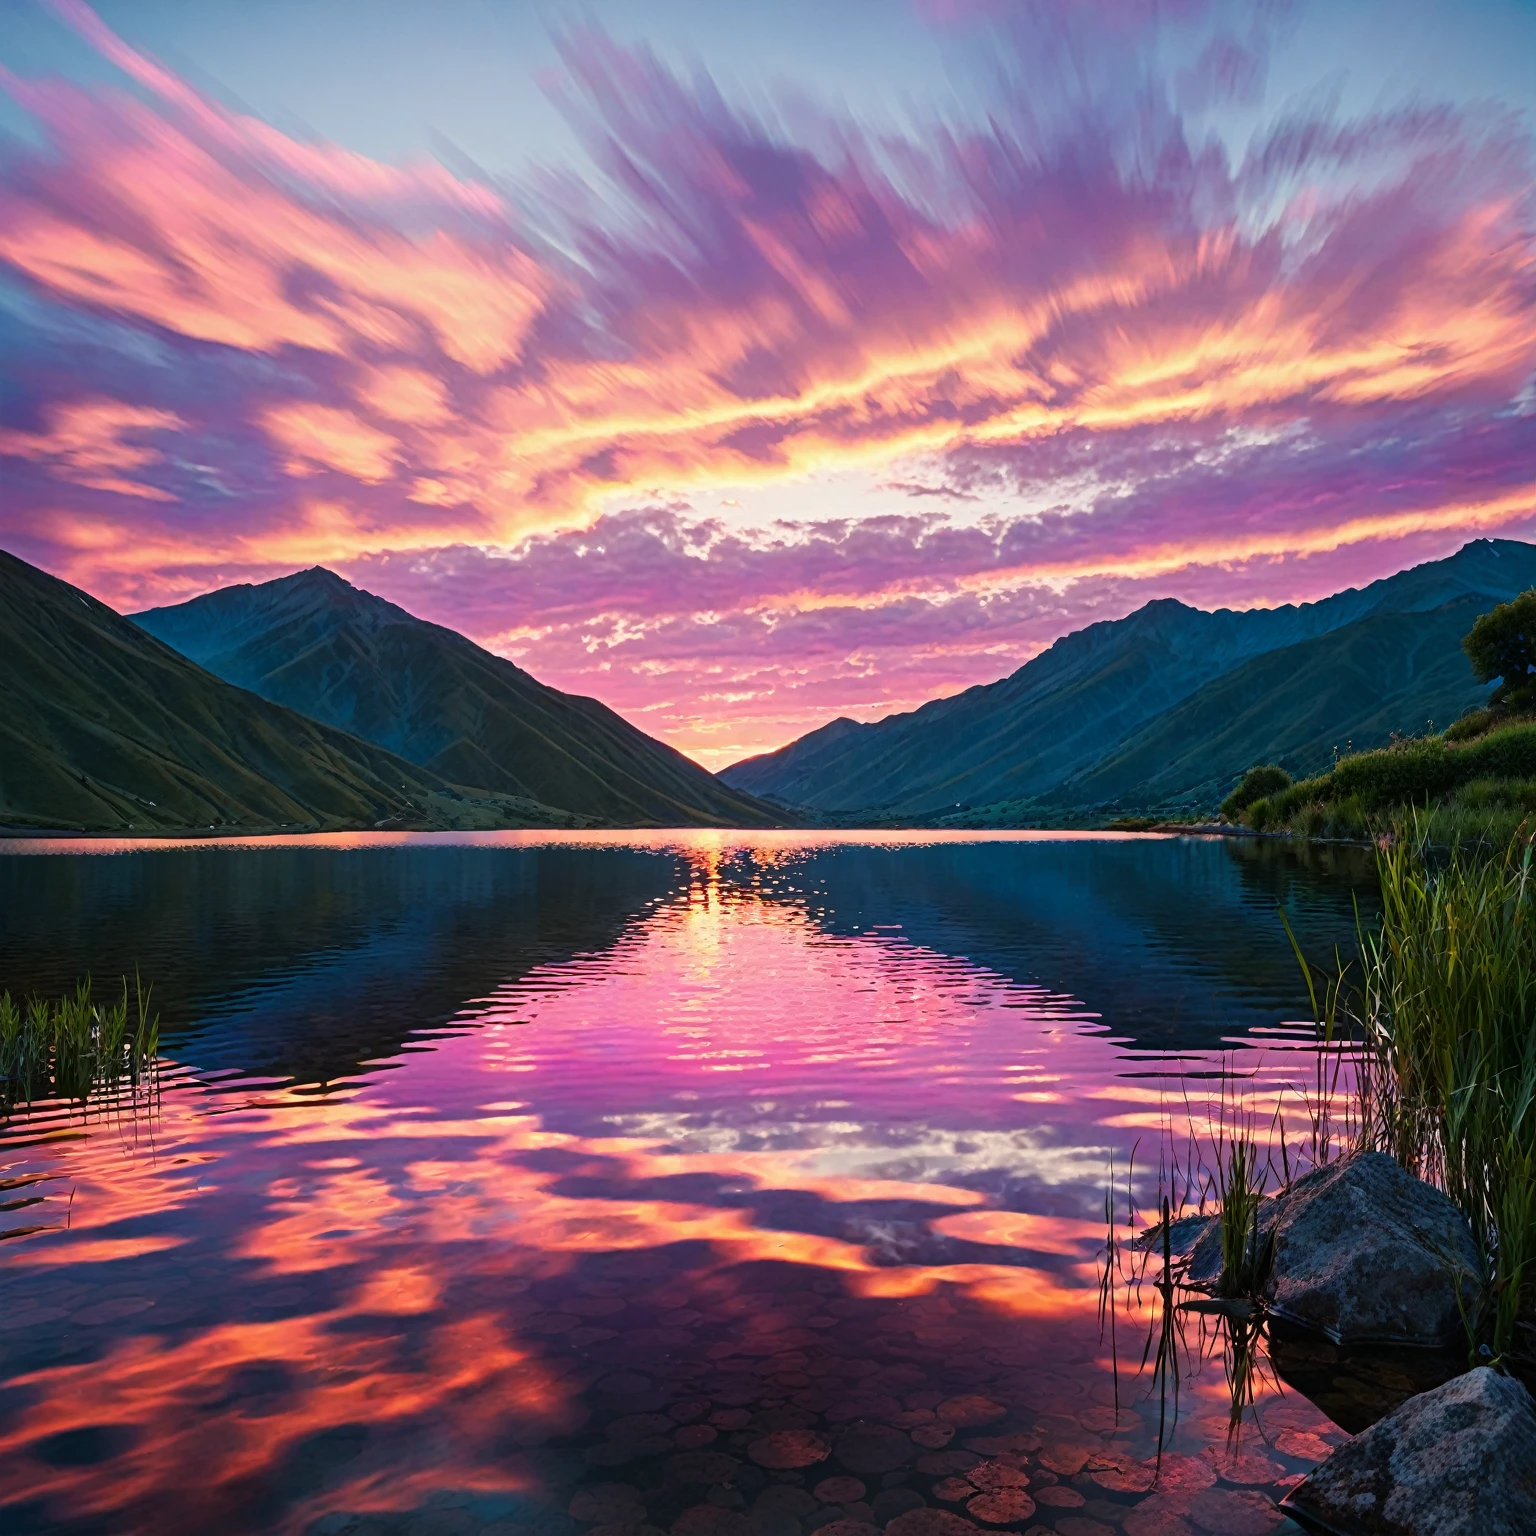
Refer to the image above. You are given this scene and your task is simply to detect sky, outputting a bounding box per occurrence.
[1,1,1534,770]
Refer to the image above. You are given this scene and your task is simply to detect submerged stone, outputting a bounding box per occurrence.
[870,1488,925,1523]
[934,1395,1005,1428]
[813,1478,866,1505]
[1263,1151,1480,1346]
[569,1484,646,1523]
[749,1430,831,1470]
[1282,1366,1536,1535]
[965,1462,1028,1492]
[833,1424,913,1475]
[1186,1488,1282,1535]
[756,1486,817,1519]
[909,1424,953,1449]
[966,1490,1036,1525]
[885,1510,981,1536]
[673,1506,751,1536]
[1033,1487,1084,1508]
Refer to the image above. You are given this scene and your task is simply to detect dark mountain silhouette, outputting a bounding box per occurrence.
[134,567,779,828]
[0,550,570,834]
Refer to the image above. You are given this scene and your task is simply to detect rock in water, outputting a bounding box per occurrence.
[1281,1367,1536,1534]
[1263,1151,1480,1345]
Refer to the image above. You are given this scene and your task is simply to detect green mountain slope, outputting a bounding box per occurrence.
[1046,597,1493,812]
[0,551,572,834]
[134,568,779,829]
[724,598,1363,814]
[721,540,1536,817]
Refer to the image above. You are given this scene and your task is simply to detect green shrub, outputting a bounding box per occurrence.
[1244,724,1536,835]
[1220,764,1292,820]
[1446,707,1498,743]
[1246,776,1328,830]
[1453,778,1536,813]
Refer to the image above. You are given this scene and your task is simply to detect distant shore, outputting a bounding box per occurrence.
[0,817,1279,841]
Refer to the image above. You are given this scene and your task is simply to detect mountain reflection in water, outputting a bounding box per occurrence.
[0,832,1375,1536]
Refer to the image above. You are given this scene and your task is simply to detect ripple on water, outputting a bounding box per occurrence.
[0,833,1373,1533]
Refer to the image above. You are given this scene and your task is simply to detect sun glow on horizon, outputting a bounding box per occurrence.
[2,0,1534,762]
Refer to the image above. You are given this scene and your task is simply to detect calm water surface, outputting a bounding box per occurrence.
[0,832,1378,1536]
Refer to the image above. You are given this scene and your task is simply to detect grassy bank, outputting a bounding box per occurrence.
[1238,717,1536,843]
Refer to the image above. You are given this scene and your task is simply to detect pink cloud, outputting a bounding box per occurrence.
[0,400,183,501]
[262,405,403,484]
[0,3,1532,764]
[334,400,1536,765]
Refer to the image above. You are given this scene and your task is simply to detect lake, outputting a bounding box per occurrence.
[0,831,1380,1536]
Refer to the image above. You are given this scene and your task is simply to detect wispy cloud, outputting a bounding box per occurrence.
[1,0,1532,762]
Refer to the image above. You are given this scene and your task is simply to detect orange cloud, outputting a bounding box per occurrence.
[262,404,404,483]
[3,24,1532,566]
[958,483,1536,591]
[0,81,549,370]
[0,399,182,500]
[354,365,453,426]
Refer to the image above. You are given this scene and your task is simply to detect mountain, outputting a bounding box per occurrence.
[133,567,778,828]
[1043,597,1493,810]
[720,539,1536,818]
[0,550,575,835]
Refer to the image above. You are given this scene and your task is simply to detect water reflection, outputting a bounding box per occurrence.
[0,832,1375,1083]
[0,833,1375,1534]
[0,841,685,1086]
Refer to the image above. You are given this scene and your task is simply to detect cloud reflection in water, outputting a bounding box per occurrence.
[0,833,1368,1533]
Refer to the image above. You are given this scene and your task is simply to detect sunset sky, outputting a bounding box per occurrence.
[2,0,1534,769]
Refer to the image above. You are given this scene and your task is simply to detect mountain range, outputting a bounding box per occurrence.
[720,539,1536,820]
[132,567,773,828]
[0,550,564,835]
[8,538,1533,837]
[0,552,776,834]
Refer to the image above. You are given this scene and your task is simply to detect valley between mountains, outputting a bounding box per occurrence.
[0,552,778,835]
[2,539,1529,835]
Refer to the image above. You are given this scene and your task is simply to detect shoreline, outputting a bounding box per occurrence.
[0,817,1333,842]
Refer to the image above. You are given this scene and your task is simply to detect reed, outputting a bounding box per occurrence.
[1349,824,1536,1361]
[1216,1139,1269,1297]
[0,976,159,1120]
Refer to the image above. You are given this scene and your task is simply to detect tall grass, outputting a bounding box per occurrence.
[1217,1140,1270,1297]
[1349,827,1536,1361]
[0,977,159,1121]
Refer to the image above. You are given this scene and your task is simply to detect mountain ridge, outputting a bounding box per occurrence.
[0,550,577,835]
[720,539,1536,818]
[133,567,780,828]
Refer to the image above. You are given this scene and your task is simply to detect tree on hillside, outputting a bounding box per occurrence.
[1463,590,1536,712]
